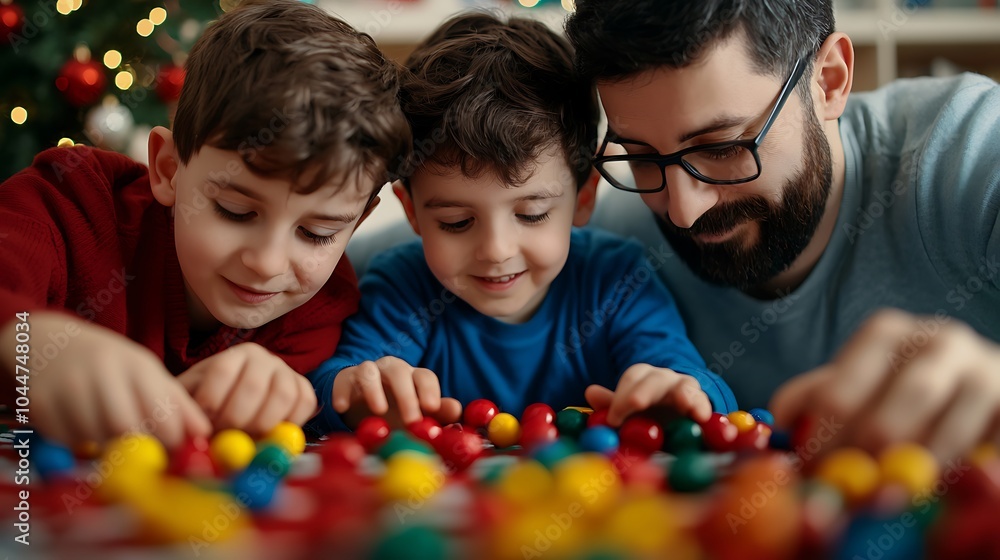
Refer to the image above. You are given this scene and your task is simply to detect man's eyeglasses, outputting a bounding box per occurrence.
[594,57,808,193]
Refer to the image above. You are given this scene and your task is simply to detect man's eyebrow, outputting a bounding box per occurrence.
[607,114,753,147]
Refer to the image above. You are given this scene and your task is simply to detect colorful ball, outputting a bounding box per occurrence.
[210,429,256,473]
[265,421,306,456]
[487,412,521,449]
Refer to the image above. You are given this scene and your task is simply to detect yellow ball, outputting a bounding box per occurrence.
[604,496,679,555]
[727,411,757,434]
[815,447,880,505]
[210,429,256,473]
[130,477,248,543]
[488,413,522,449]
[496,459,553,506]
[562,406,594,414]
[102,434,167,473]
[379,451,444,503]
[492,505,586,560]
[879,443,939,497]
[553,453,621,515]
[265,421,306,456]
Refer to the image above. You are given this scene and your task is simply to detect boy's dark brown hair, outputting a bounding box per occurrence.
[173,0,410,194]
[398,12,598,189]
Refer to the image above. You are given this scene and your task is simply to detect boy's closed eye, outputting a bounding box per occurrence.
[437,212,551,233]
[212,202,342,246]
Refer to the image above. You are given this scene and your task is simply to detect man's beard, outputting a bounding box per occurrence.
[656,114,833,291]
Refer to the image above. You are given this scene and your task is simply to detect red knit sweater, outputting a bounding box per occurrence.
[0,146,359,385]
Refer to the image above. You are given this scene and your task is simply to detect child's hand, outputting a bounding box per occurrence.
[332,356,462,428]
[177,343,317,436]
[585,363,713,426]
[0,312,212,449]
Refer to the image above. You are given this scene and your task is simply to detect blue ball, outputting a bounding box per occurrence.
[33,440,75,481]
[748,408,775,426]
[578,426,619,457]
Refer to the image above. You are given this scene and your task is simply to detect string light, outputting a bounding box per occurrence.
[561,0,575,11]
[56,0,71,15]
[518,0,541,6]
[114,70,134,90]
[10,106,27,125]
[71,0,82,10]
[57,138,75,147]
[149,7,166,25]
[103,50,122,69]
[136,18,154,37]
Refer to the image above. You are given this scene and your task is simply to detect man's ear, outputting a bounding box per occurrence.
[148,126,180,207]
[812,32,854,122]
[393,181,421,236]
[572,169,600,227]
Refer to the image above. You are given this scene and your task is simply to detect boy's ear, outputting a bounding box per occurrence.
[393,181,421,236]
[148,126,179,207]
[572,169,600,227]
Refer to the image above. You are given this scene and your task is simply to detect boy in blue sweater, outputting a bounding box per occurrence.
[308,13,737,432]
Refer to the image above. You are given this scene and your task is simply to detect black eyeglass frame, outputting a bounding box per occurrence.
[593,56,809,193]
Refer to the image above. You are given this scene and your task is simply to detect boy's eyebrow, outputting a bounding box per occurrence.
[423,188,564,209]
[211,180,358,223]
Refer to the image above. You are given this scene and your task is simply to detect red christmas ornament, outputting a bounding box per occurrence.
[156,64,185,103]
[56,58,106,107]
[0,2,25,45]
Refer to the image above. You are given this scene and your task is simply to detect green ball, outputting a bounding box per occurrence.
[532,437,579,470]
[555,409,588,439]
[664,418,703,453]
[248,444,292,477]
[667,451,717,493]
[370,526,448,560]
[376,430,433,461]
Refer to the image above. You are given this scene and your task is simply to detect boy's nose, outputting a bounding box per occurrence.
[241,238,290,280]
[476,225,517,264]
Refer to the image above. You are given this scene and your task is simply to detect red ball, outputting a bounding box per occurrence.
[700,413,739,452]
[355,416,390,453]
[318,434,366,471]
[168,437,218,479]
[407,417,443,444]
[521,403,555,425]
[733,422,772,452]
[0,2,25,45]
[156,63,185,103]
[519,419,558,452]
[618,417,664,456]
[587,408,610,428]
[435,429,483,472]
[55,58,106,107]
[464,399,499,430]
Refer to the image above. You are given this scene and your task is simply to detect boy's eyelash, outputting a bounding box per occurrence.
[214,203,337,246]
[518,213,549,224]
[213,203,254,222]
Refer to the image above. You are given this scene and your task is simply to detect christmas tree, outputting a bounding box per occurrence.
[0,0,228,180]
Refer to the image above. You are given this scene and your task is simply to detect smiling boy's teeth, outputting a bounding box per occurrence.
[484,274,515,283]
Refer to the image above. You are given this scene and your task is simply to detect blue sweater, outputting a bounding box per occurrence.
[309,229,737,433]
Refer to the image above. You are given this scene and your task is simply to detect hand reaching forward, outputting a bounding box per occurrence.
[332,356,463,429]
[585,363,714,426]
[771,309,1000,460]
[177,342,317,436]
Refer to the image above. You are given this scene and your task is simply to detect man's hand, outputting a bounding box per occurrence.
[332,356,462,429]
[584,363,713,426]
[771,309,1000,460]
[177,342,317,436]
[0,312,211,449]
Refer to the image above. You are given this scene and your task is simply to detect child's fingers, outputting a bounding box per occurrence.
[355,361,390,415]
[287,374,319,428]
[187,358,244,419]
[246,370,300,435]
[584,384,615,411]
[608,371,661,426]
[666,376,712,423]
[378,360,423,425]
[174,384,213,444]
[214,365,271,431]
[433,397,463,425]
[97,370,145,439]
[412,368,442,414]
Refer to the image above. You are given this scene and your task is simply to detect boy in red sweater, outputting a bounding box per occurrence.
[0,0,410,448]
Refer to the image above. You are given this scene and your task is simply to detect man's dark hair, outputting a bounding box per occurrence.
[566,0,834,85]
[398,12,599,189]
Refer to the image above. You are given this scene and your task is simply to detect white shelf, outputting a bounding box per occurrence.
[894,9,1000,43]
[318,0,572,44]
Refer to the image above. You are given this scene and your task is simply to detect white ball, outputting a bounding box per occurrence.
[84,101,135,151]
